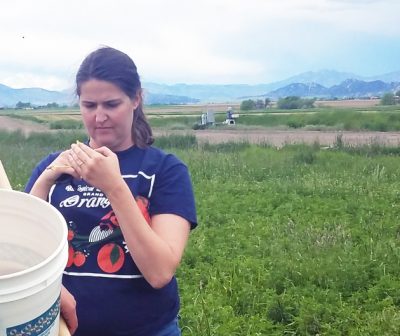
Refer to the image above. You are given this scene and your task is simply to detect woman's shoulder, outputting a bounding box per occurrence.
[144,146,180,161]
[145,146,185,167]
[24,151,63,192]
[127,145,186,176]
[35,151,63,171]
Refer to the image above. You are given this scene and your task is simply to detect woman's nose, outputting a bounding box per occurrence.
[95,107,108,123]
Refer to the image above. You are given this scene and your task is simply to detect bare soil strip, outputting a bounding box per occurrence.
[1,115,400,147]
[154,129,400,147]
[0,116,49,134]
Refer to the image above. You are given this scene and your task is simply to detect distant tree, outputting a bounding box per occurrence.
[277,96,315,109]
[240,99,256,111]
[264,98,271,108]
[302,98,315,108]
[395,90,400,104]
[396,90,400,104]
[255,99,265,109]
[46,102,59,108]
[381,92,395,105]
[15,101,32,109]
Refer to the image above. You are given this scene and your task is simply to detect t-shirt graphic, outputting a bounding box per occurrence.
[66,197,150,274]
[53,174,153,279]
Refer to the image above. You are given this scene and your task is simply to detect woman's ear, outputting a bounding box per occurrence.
[133,90,142,110]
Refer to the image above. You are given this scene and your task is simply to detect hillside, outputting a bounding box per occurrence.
[1,69,400,106]
[265,79,400,99]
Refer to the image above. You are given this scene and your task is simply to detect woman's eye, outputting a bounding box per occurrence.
[106,102,119,108]
[83,103,96,109]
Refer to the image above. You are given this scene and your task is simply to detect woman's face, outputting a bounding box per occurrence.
[79,79,139,151]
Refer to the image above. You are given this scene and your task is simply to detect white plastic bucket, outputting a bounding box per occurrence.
[0,189,68,336]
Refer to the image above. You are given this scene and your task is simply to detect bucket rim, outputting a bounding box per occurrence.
[0,189,67,280]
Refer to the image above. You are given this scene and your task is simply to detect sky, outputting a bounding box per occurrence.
[0,0,399,91]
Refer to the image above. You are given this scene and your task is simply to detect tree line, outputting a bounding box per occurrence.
[381,91,400,105]
[240,96,315,110]
[240,91,400,110]
[14,101,64,109]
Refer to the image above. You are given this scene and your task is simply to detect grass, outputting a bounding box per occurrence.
[3,131,400,334]
[238,107,400,131]
[0,130,87,189]
[174,143,400,335]
[49,119,84,129]
[4,105,400,132]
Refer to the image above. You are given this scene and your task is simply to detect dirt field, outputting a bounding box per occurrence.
[0,116,49,134]
[2,115,400,147]
[155,129,400,147]
[314,99,380,108]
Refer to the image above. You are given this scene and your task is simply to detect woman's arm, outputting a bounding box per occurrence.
[107,182,190,288]
[29,150,79,200]
[60,286,78,335]
[28,151,80,333]
[69,143,191,288]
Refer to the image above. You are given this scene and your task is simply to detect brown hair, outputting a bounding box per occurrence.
[76,46,154,148]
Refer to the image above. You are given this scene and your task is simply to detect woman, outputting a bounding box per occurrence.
[25,46,197,335]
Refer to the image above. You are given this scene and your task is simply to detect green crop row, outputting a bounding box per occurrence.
[1,131,400,335]
[3,105,400,132]
[238,108,400,131]
[163,140,400,335]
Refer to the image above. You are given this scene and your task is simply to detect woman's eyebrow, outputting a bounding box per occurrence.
[80,98,96,103]
[104,98,122,103]
[80,98,121,104]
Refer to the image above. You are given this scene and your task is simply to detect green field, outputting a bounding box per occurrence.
[3,104,400,132]
[1,130,400,335]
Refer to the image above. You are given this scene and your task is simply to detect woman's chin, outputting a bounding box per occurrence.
[91,138,133,152]
[89,136,113,149]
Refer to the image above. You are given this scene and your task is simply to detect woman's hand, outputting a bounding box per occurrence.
[69,142,124,193]
[60,286,78,335]
[45,150,80,182]
[30,150,79,200]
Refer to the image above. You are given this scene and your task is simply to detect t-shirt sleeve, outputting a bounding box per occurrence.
[24,153,60,193]
[149,154,197,229]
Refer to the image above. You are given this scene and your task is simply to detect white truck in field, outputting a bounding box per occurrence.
[194,107,239,129]
[223,107,239,125]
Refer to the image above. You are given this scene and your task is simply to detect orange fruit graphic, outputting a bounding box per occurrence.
[67,245,74,267]
[101,210,119,226]
[109,213,119,226]
[73,251,86,267]
[67,229,75,241]
[136,197,151,225]
[97,243,125,273]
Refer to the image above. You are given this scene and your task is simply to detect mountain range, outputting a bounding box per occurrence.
[1,69,400,107]
[264,79,400,100]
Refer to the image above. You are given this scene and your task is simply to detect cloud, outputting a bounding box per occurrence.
[327,0,386,3]
[0,0,399,89]
[0,71,70,91]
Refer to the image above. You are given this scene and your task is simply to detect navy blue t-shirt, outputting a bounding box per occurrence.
[25,145,197,336]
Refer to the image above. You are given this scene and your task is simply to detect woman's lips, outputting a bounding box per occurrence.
[96,127,112,131]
